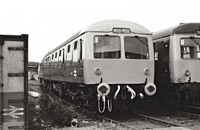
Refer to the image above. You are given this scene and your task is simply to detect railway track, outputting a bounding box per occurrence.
[178,111,200,118]
[185,106,200,115]
[133,104,200,130]
[112,111,191,130]
[40,84,137,130]
[39,83,195,130]
[134,113,180,127]
[76,108,138,129]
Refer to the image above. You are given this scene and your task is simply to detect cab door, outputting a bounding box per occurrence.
[154,39,170,83]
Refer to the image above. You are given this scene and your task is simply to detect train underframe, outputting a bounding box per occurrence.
[154,83,200,109]
[39,78,150,113]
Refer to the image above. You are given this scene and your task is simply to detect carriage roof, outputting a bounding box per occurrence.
[44,20,151,58]
[153,23,200,40]
[81,20,151,34]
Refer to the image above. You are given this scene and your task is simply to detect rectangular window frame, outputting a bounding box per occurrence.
[180,38,200,60]
[67,45,71,53]
[52,54,54,60]
[74,41,78,50]
[55,52,57,58]
[124,36,149,59]
[59,50,62,56]
[93,35,121,59]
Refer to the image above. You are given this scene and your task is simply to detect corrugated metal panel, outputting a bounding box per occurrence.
[0,34,28,130]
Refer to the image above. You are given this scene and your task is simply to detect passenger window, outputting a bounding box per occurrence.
[153,40,169,62]
[72,41,79,62]
[74,41,78,50]
[67,45,71,52]
[80,39,83,60]
[52,54,54,60]
[62,49,65,63]
[55,52,57,58]
[66,44,72,61]
[59,50,62,56]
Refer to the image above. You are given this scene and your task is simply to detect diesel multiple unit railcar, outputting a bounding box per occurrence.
[153,23,200,108]
[38,20,156,113]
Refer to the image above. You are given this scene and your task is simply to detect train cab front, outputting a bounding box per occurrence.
[83,27,156,112]
[86,64,157,113]
[171,31,200,107]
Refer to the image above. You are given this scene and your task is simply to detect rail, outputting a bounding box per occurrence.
[178,111,200,118]
[134,113,180,127]
[40,84,138,130]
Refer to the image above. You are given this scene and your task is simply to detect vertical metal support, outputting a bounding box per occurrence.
[0,37,3,129]
[80,39,83,60]
[22,34,28,130]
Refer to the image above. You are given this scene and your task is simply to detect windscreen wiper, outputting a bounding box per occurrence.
[96,35,109,44]
[189,36,200,46]
[134,35,147,46]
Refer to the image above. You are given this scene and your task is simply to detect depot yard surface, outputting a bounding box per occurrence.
[28,80,126,130]
[28,80,193,130]
[51,126,192,130]
[28,80,42,93]
[28,80,77,129]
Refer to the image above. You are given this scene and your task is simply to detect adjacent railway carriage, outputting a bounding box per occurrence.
[39,20,156,113]
[153,23,200,108]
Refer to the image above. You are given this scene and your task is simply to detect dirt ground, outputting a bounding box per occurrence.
[28,80,126,130]
[51,126,192,130]
[28,80,192,130]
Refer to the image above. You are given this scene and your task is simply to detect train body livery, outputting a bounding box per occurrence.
[39,20,156,113]
[153,23,200,107]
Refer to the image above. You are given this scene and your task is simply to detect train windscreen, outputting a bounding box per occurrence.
[124,36,149,59]
[180,38,200,59]
[94,35,121,59]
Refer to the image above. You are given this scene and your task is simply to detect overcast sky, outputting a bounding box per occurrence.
[0,0,200,62]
